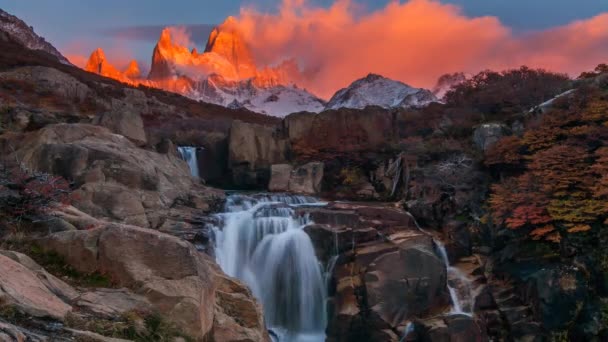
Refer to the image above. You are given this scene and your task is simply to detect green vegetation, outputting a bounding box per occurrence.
[27,244,112,288]
[66,311,193,342]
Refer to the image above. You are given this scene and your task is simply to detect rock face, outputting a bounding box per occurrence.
[0,253,72,320]
[415,314,487,342]
[0,9,70,64]
[288,162,324,195]
[286,107,397,154]
[0,66,90,102]
[473,123,510,151]
[268,164,293,191]
[229,120,288,187]
[301,203,450,341]
[39,224,270,341]
[268,162,324,194]
[93,98,147,145]
[3,124,222,228]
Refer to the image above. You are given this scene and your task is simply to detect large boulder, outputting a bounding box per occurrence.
[38,224,269,341]
[228,120,288,187]
[94,98,147,145]
[268,162,324,194]
[314,203,451,340]
[268,164,293,192]
[288,162,324,195]
[365,236,449,326]
[2,124,222,228]
[0,253,72,320]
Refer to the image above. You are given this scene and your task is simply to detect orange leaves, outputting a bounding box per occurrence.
[530,225,555,240]
[567,225,592,233]
[506,205,552,229]
[484,136,524,167]
[488,90,608,243]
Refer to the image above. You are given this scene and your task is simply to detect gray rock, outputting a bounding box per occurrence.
[268,164,293,192]
[473,123,510,151]
[288,162,324,195]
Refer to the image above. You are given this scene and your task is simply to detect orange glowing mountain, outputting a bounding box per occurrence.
[84,17,437,116]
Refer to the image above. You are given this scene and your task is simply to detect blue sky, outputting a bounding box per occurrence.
[2,0,608,67]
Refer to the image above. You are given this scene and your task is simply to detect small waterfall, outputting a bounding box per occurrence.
[214,193,328,341]
[177,146,201,178]
[435,241,473,316]
[406,211,474,316]
[400,322,415,341]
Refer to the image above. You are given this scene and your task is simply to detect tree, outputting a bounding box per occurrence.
[445,66,571,120]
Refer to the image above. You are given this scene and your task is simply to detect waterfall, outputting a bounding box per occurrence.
[213,193,328,342]
[405,211,474,316]
[177,146,200,178]
[400,322,415,341]
[435,241,473,316]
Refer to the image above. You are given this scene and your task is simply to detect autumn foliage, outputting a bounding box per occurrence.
[488,88,608,244]
[0,162,74,225]
[445,66,570,120]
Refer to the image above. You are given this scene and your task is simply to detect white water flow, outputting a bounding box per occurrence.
[435,241,473,316]
[400,322,415,342]
[214,193,328,342]
[405,212,473,315]
[177,146,200,178]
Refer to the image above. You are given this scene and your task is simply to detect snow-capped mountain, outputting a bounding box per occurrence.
[0,9,70,64]
[191,74,325,117]
[82,19,437,117]
[326,74,438,110]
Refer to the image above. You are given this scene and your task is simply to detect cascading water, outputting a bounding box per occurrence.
[435,241,473,316]
[213,193,328,342]
[406,212,474,316]
[177,146,201,178]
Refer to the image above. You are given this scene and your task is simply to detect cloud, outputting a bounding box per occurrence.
[100,24,215,45]
[230,0,608,98]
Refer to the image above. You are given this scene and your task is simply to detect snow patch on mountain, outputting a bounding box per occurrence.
[326,74,437,110]
[190,75,325,117]
[0,9,70,64]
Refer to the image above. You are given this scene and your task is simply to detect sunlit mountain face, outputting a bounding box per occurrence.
[77,0,608,116]
[83,18,323,117]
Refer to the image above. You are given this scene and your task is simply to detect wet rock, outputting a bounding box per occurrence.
[365,238,449,326]
[211,272,270,342]
[38,224,269,341]
[300,208,361,228]
[443,220,472,261]
[416,314,487,342]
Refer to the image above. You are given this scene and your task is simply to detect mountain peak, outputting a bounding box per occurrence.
[0,9,70,64]
[124,60,141,79]
[326,74,437,110]
[85,47,108,74]
[204,17,256,79]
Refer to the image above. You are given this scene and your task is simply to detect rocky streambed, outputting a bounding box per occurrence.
[205,192,489,342]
